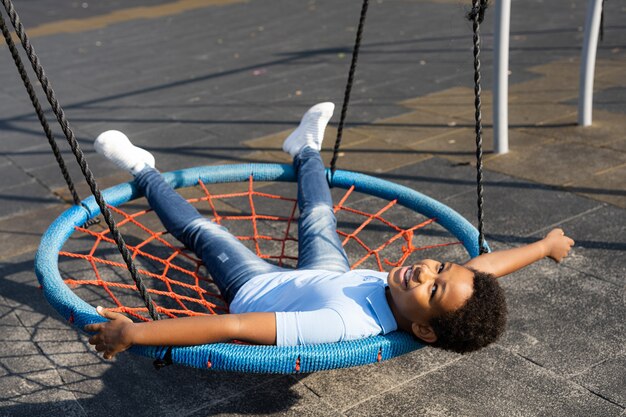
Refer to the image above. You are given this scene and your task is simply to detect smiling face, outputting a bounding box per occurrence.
[387,259,475,342]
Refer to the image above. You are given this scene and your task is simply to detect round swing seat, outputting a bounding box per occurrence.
[35,163,487,373]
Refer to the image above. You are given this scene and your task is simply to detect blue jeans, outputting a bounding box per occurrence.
[134,147,350,302]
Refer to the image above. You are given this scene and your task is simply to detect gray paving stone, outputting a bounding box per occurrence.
[24,149,125,190]
[224,65,347,104]
[0,294,86,417]
[295,348,460,412]
[0,117,57,153]
[72,120,229,174]
[0,201,70,262]
[65,105,180,140]
[45,343,282,417]
[0,255,53,314]
[154,141,264,171]
[446,175,603,241]
[0,253,282,417]
[0,160,34,190]
[186,375,342,417]
[0,371,86,417]
[6,0,174,27]
[1,0,625,415]
[0,58,99,107]
[543,204,626,286]
[499,263,625,376]
[5,142,79,172]
[0,91,40,120]
[376,157,511,203]
[0,301,33,344]
[589,86,626,115]
[170,100,295,143]
[0,66,37,103]
[0,179,61,220]
[346,345,624,417]
[571,355,626,408]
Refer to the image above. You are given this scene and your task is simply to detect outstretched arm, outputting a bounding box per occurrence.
[84,307,276,359]
[463,228,574,278]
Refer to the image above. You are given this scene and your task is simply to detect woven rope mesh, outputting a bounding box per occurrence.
[58,176,462,322]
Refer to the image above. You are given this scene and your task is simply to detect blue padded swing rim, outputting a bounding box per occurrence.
[35,163,488,373]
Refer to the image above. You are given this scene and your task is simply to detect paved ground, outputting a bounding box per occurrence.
[0,0,625,416]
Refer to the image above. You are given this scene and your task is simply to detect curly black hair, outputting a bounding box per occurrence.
[429,269,507,354]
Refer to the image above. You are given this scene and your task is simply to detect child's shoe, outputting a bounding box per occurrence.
[282,102,334,157]
[94,130,155,175]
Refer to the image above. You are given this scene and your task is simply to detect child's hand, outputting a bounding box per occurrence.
[543,228,575,262]
[84,306,134,360]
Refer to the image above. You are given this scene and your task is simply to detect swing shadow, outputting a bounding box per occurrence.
[2,18,620,179]
[0,258,306,416]
[3,21,625,129]
[2,233,624,414]
[2,140,623,200]
[138,144,626,199]
[0,118,579,155]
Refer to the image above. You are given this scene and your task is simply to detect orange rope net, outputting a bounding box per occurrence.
[58,177,460,322]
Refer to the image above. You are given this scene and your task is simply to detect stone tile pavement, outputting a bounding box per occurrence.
[0,0,624,416]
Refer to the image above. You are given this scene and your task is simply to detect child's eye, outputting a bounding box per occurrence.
[437,262,445,273]
[430,283,438,299]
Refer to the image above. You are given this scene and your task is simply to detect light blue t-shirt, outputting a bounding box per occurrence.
[229,269,398,346]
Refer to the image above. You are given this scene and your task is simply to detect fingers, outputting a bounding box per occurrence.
[553,244,574,263]
[97,306,123,320]
[84,320,121,360]
[95,344,116,360]
[88,333,101,345]
[547,228,563,237]
[92,339,118,360]
[550,228,574,243]
[85,307,128,335]
[91,338,116,359]
[84,323,103,333]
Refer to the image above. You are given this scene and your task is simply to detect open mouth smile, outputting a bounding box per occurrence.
[403,266,413,289]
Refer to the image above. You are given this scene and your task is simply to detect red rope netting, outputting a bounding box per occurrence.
[58,176,461,322]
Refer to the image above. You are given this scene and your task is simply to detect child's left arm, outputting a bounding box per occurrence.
[463,228,574,278]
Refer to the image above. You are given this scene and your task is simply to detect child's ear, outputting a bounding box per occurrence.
[411,322,437,343]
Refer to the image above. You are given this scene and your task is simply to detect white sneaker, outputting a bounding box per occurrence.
[282,102,335,157]
[94,130,155,175]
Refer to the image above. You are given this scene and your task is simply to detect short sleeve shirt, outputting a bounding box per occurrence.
[229,269,398,346]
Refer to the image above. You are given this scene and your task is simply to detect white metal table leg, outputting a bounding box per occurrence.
[493,0,511,154]
[578,0,603,126]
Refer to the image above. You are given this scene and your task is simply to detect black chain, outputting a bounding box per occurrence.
[2,0,160,320]
[330,0,369,176]
[468,0,488,254]
[0,12,81,205]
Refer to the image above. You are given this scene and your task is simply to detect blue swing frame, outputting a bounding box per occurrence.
[35,163,488,373]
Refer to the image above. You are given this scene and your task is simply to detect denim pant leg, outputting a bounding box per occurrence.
[134,167,283,302]
[294,147,350,272]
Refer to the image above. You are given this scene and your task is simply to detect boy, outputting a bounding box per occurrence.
[85,103,574,359]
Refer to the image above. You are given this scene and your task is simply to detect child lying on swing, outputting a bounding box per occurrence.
[85,103,574,359]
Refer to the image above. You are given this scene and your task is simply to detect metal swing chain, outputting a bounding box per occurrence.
[468,0,489,255]
[1,0,161,321]
[330,0,369,177]
[0,12,81,206]
[328,0,488,254]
